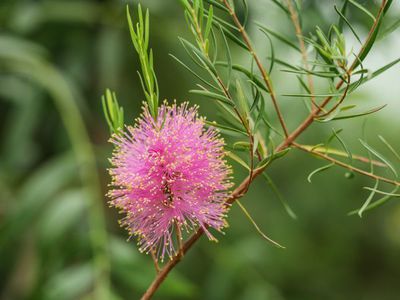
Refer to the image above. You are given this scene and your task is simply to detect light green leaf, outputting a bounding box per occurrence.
[262,173,297,219]
[236,200,285,248]
[359,139,397,177]
[307,163,335,183]
[332,104,387,120]
[348,0,376,22]
[358,179,379,217]
[190,89,233,106]
[257,23,300,52]
[227,152,250,170]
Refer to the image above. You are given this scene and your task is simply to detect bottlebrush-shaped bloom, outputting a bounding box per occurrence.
[108,102,232,260]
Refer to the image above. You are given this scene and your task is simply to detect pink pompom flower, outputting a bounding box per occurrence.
[108,102,232,260]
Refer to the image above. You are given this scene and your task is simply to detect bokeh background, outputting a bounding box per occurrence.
[1,0,400,299]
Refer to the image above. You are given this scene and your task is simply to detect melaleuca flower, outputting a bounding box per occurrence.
[108,102,232,260]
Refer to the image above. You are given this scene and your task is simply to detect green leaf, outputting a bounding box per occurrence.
[215,22,248,49]
[179,0,192,11]
[300,145,386,167]
[332,104,387,120]
[296,76,311,94]
[102,89,124,134]
[169,54,219,90]
[210,14,238,32]
[260,29,275,74]
[236,200,285,248]
[379,135,400,161]
[348,0,376,22]
[359,139,397,177]
[190,89,233,106]
[307,163,335,183]
[351,2,389,70]
[233,141,251,151]
[215,62,268,92]
[204,0,229,12]
[332,128,352,164]
[227,152,250,170]
[315,26,332,50]
[348,58,400,90]
[257,23,300,52]
[252,90,266,132]
[270,0,290,16]
[235,79,249,118]
[218,24,232,88]
[250,86,262,112]
[348,186,399,215]
[378,18,400,40]
[337,0,350,31]
[281,68,341,78]
[205,120,247,136]
[204,5,214,39]
[383,0,393,15]
[363,187,400,197]
[144,8,150,50]
[358,179,379,217]
[334,4,362,44]
[180,38,218,75]
[257,148,291,169]
[282,93,343,98]
[126,5,158,118]
[241,0,249,28]
[269,57,299,70]
[340,105,357,111]
[261,173,297,219]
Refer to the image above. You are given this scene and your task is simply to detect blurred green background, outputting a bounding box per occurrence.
[1,0,400,299]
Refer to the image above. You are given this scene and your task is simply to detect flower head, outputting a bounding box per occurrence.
[108,102,232,260]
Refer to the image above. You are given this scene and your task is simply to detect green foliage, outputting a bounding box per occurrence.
[126,5,159,119]
[102,89,124,135]
[1,0,400,299]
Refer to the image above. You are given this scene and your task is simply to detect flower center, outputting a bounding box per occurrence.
[161,180,174,207]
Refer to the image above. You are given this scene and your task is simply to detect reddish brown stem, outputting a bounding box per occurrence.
[140,229,204,300]
[293,142,400,186]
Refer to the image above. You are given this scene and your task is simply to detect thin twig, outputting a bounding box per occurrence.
[317,72,351,118]
[293,142,400,186]
[140,229,204,300]
[300,145,387,167]
[150,249,160,273]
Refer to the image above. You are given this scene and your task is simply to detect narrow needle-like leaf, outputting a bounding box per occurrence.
[262,173,297,219]
[236,200,285,248]
[358,179,379,217]
[307,163,335,183]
